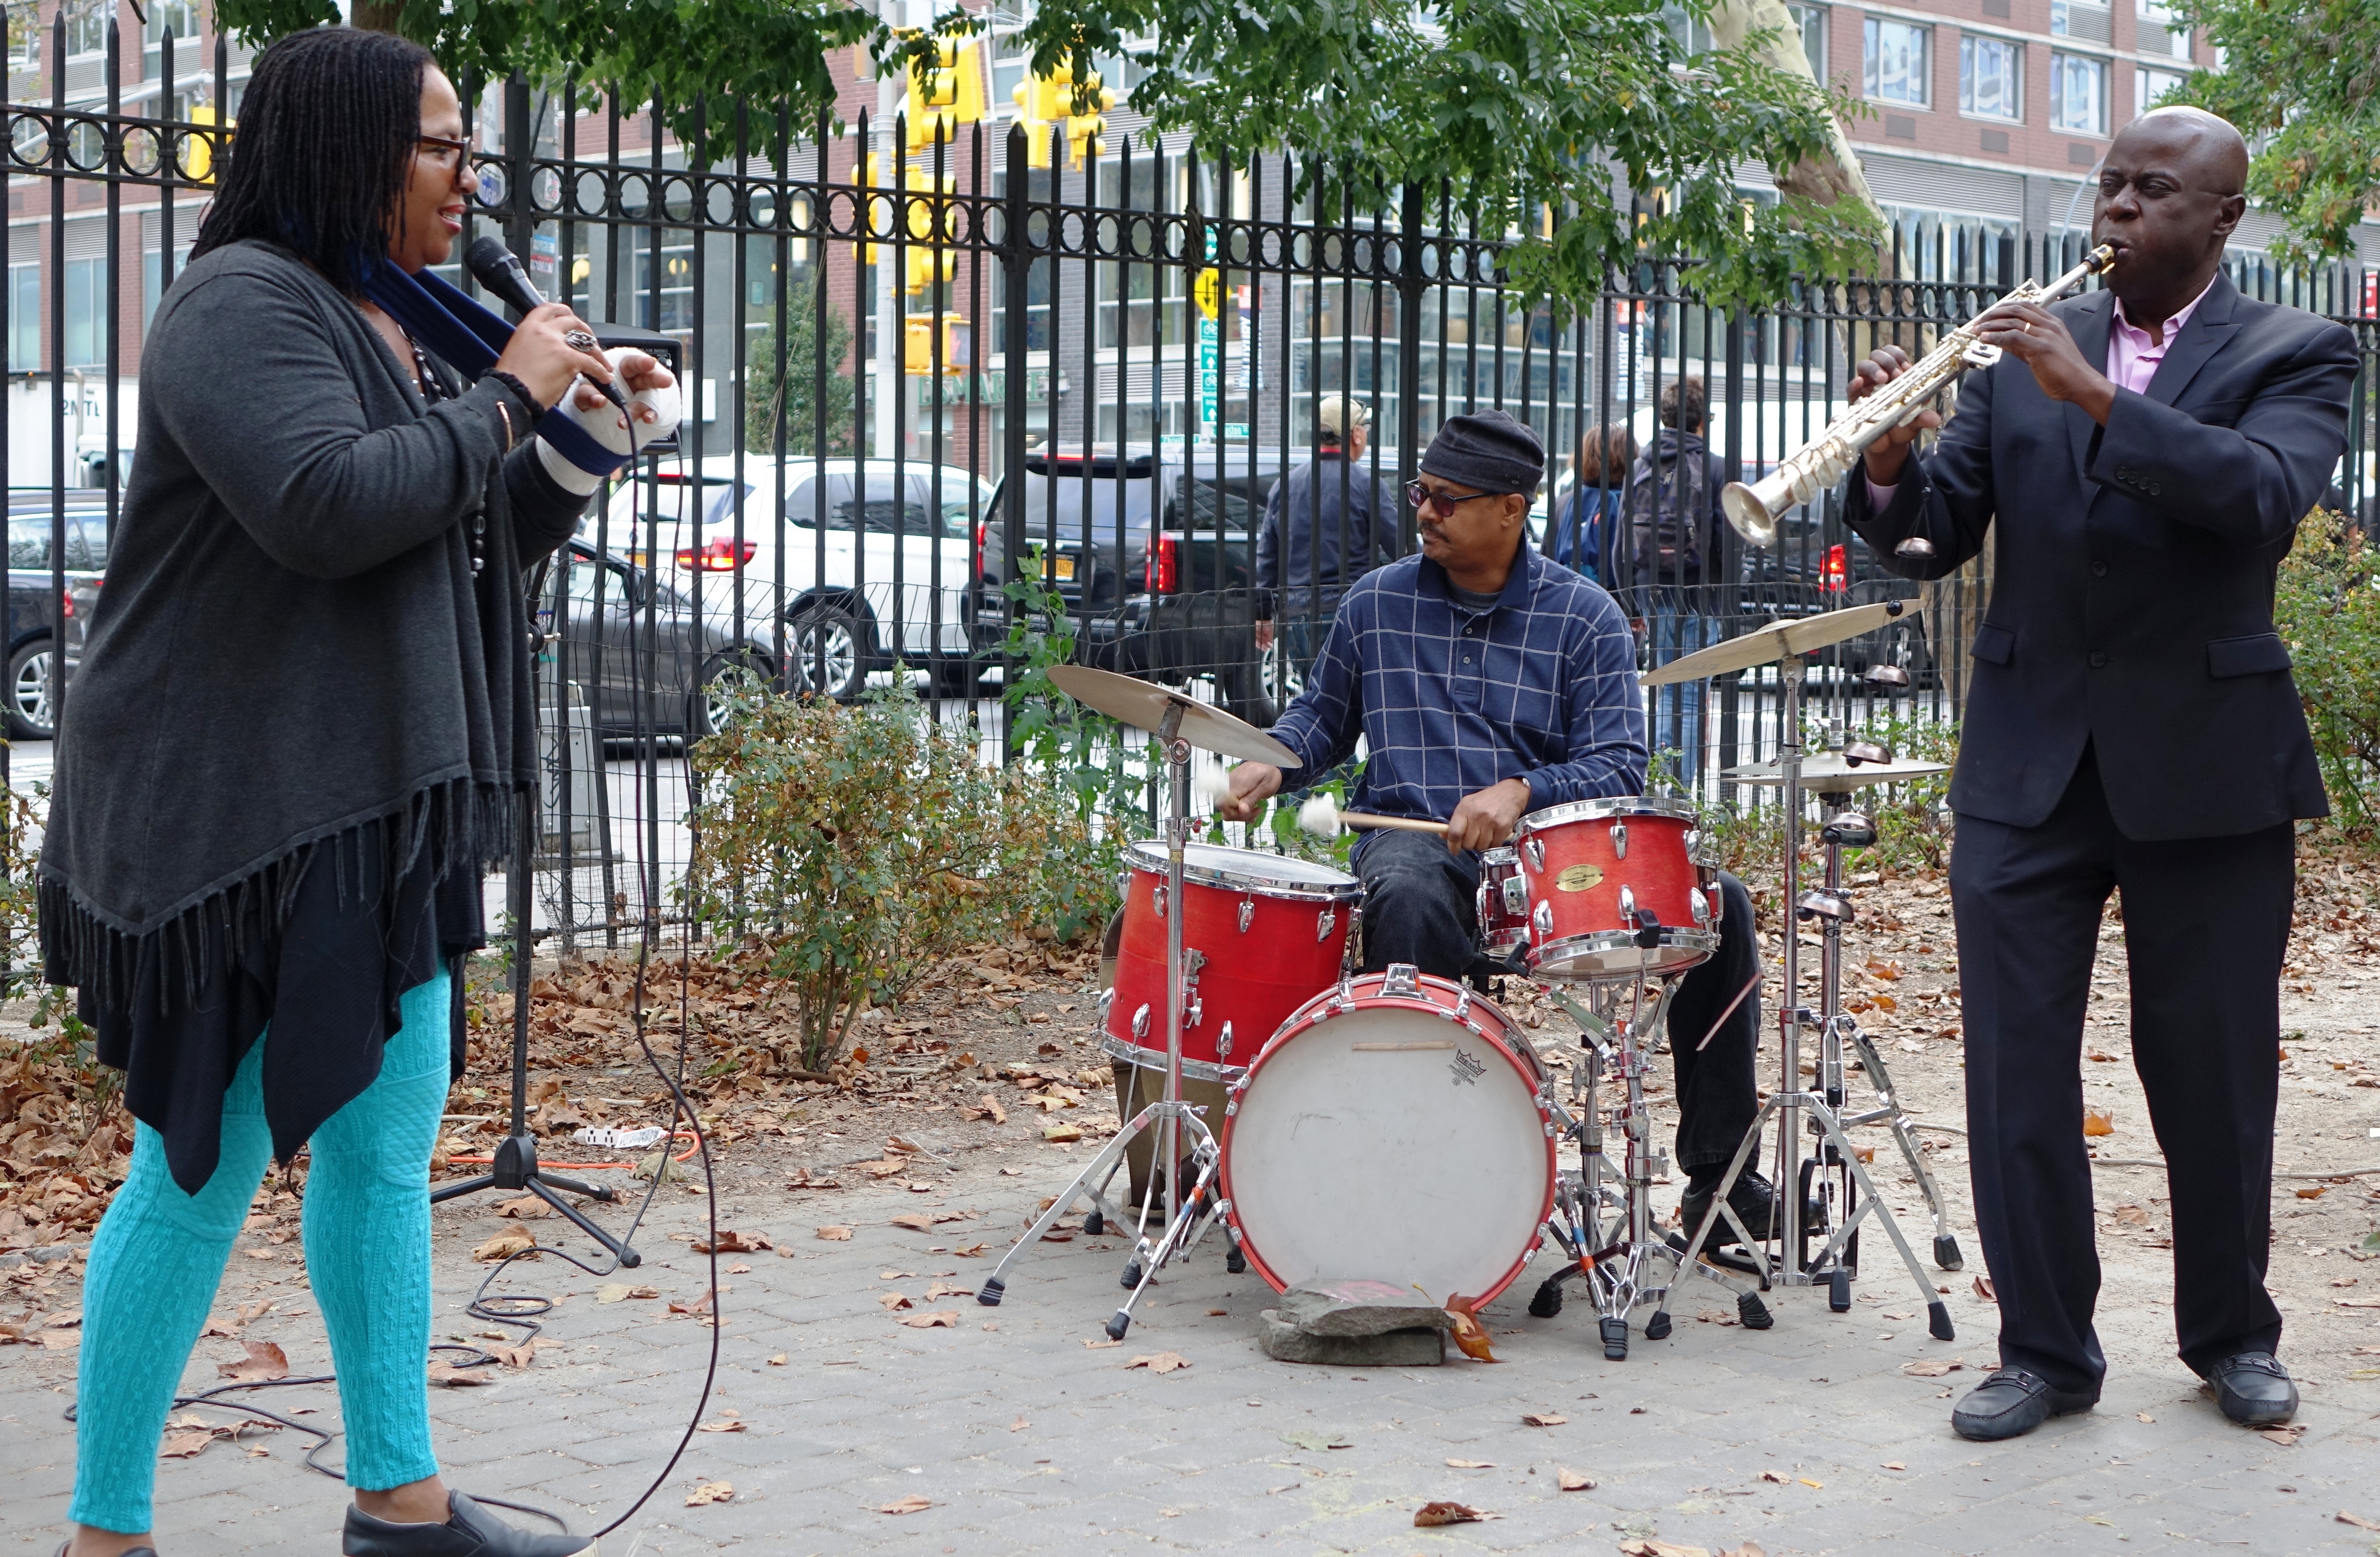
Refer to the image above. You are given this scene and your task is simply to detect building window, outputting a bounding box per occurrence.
[7,264,36,372]
[2051,0,2113,42]
[61,0,107,56]
[2137,65,2186,113]
[1864,18,1930,108]
[2135,0,2188,58]
[2051,51,2109,134]
[145,0,198,43]
[1960,35,2021,120]
[1789,3,1828,77]
[1661,3,1716,54]
[1880,204,2020,284]
[61,256,105,368]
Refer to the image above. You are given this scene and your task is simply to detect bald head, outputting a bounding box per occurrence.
[2113,106,2249,194]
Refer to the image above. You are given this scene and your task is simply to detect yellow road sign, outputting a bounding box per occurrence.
[1193,267,1221,323]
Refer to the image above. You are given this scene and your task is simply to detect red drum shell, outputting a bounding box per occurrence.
[1219,970,1554,1309]
[1515,796,1718,980]
[1105,842,1361,1080]
[1476,846,1528,960]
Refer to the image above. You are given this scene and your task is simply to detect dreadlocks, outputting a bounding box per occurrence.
[192,27,434,296]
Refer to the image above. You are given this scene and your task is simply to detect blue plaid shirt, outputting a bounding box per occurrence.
[1268,546,1648,830]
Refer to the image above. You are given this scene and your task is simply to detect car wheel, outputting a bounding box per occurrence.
[693,654,771,738]
[785,602,869,700]
[928,655,982,700]
[7,639,55,741]
[1219,655,1277,727]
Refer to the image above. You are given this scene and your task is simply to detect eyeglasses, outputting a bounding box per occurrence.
[1405,479,1500,518]
[415,134,476,170]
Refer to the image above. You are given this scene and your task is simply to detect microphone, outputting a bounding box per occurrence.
[464,235,631,417]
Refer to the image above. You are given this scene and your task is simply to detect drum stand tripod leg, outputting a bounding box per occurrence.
[1841,1025,1962,1270]
[978,1100,1168,1307]
[1798,1097,1955,1339]
[1108,1116,1222,1341]
[1651,1113,1777,1332]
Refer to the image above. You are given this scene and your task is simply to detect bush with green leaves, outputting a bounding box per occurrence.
[686,679,1107,1071]
[2278,507,2380,830]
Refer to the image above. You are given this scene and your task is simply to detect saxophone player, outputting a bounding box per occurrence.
[1841,107,2358,1443]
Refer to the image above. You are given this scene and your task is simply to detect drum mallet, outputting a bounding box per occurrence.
[1295,791,1449,837]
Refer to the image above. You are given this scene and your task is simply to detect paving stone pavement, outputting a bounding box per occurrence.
[6,1153,2379,1556]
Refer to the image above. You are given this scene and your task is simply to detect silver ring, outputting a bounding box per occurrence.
[563,329,599,352]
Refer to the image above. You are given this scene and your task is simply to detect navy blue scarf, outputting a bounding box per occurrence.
[358,260,624,481]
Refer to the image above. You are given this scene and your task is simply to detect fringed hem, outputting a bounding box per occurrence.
[40,775,516,1016]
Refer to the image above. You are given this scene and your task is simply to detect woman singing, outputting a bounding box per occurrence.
[41,27,674,1557]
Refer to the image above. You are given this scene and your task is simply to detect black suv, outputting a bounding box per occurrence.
[5,497,109,740]
[975,446,1285,723]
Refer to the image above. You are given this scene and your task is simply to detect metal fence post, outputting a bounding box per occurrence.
[1396,183,1427,542]
[999,122,1031,767]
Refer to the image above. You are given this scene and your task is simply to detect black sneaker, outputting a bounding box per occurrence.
[342,1492,594,1557]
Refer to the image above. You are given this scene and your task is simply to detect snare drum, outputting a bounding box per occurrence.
[1101,842,1363,1082]
[1219,966,1555,1307]
[1476,846,1529,961]
[1513,796,1720,980]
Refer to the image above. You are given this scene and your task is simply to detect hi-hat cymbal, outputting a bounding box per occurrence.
[1721,753,1951,790]
[1640,600,1923,687]
[1045,663,1301,767]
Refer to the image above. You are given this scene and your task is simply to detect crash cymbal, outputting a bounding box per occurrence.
[1045,663,1301,767]
[1640,600,1923,687]
[1720,753,1951,790]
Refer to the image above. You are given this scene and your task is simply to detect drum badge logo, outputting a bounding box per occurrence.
[1555,864,1604,893]
[1449,1047,1487,1087]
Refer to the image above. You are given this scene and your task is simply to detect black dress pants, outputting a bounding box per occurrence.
[1355,828,1761,1174]
[1951,748,2293,1392]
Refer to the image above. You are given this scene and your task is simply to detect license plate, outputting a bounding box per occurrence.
[1053,556,1076,582]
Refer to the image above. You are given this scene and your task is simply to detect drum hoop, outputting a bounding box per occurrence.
[1480,845,1519,865]
[1099,1033,1247,1086]
[1524,926,1721,974]
[1518,794,1701,832]
[1123,840,1364,901]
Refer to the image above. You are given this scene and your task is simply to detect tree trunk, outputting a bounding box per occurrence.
[352,0,403,33]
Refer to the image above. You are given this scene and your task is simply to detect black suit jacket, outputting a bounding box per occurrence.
[1842,272,2357,842]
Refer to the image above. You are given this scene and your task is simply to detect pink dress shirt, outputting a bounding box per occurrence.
[1865,275,2219,507]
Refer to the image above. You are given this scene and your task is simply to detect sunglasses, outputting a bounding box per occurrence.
[1405,479,1502,518]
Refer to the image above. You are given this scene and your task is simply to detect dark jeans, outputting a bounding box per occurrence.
[1354,828,1760,1175]
[1951,748,2291,1392]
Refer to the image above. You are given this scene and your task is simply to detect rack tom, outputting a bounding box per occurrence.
[1476,846,1529,962]
[1512,796,1719,980]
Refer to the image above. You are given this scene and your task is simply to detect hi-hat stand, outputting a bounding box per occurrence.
[981,668,1290,1336]
[1652,647,1950,1337]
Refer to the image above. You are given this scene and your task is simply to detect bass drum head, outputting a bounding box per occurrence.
[1222,1004,1551,1307]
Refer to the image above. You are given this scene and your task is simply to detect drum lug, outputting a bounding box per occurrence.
[1097,987,1115,1026]
[1452,987,1472,1021]
[1691,888,1711,927]
[1609,822,1628,859]
[1316,906,1337,942]
[1182,948,1207,1027]
[1380,963,1420,998]
[1239,895,1255,934]
[1532,900,1554,939]
[1682,826,1701,863]
[1131,1003,1151,1041]
[1216,1020,1234,1060]
[1523,836,1545,872]
[1501,874,1528,915]
[1152,883,1167,919]
[1618,884,1637,923]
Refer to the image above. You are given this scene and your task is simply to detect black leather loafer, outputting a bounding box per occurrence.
[1950,1367,2099,1441]
[342,1492,594,1557]
[56,1546,158,1557]
[2204,1352,2298,1426]
[1680,1170,1824,1243]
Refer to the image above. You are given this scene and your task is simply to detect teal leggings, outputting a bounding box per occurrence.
[72,968,451,1533]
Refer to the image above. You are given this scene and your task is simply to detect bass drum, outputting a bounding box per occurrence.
[1219,967,1554,1309]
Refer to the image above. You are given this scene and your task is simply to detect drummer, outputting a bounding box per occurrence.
[1218,409,1797,1245]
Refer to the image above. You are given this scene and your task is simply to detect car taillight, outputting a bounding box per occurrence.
[1146,534,1180,595]
[1821,543,1848,593]
[975,520,987,575]
[60,589,73,618]
[675,538,757,572]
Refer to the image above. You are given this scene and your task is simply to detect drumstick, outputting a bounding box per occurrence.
[1342,812,1450,835]
[1296,791,1449,837]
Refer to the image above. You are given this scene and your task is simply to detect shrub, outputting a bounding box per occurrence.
[686,679,1111,1071]
[2278,508,2380,830]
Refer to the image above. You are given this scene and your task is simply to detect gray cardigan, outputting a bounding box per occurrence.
[39,239,587,1008]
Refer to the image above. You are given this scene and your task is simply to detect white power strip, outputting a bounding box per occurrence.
[572,1125,670,1150]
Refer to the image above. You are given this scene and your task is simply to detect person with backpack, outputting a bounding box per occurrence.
[1548,422,1635,586]
[1619,376,1727,785]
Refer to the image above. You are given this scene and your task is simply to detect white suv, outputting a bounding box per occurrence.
[585,456,995,699]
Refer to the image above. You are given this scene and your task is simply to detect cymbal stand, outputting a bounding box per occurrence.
[1652,650,1954,1340]
[1527,961,1771,1360]
[978,702,1236,1336]
[1803,791,1962,1273]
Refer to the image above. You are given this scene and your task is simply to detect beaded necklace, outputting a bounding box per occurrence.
[404,331,489,578]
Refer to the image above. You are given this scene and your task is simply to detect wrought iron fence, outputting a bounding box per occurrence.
[4,29,2376,955]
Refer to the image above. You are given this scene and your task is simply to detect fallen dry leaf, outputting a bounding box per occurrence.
[693,1231,764,1254]
[1414,1501,1485,1527]
[1881,1460,1907,1471]
[1973,1275,1997,1303]
[2262,1424,2305,1446]
[1126,1351,1191,1373]
[216,1340,289,1383]
[1720,1545,1767,1557]
[925,1281,974,1300]
[725,1262,753,1275]
[1900,1358,1963,1378]
[1445,1458,1496,1469]
[2111,1204,2153,1226]
[1010,1417,1029,1432]
[684,1480,734,1506]
[1042,1122,1084,1143]
[2336,1512,2380,1532]
[816,1225,854,1241]
[2296,1186,2330,1200]
[1759,1470,1790,1484]
[668,1291,715,1317]
[2136,1411,2155,1424]
[901,1311,961,1329]
[1520,1412,1567,1427]
[1619,1542,1710,1557]
[951,1242,988,1257]
[594,1283,634,1305]
[474,1230,537,1262]
[495,1196,550,1219]
[2083,1109,2115,1138]
[877,1291,914,1311]
[1557,1467,1594,1491]
[890,1214,935,1232]
[767,1352,788,1366]
[1082,1337,1122,1349]
[961,1096,1008,1125]
[878,1494,933,1515]
[160,1428,221,1459]
[696,1418,747,1433]
[1445,1299,1498,1363]
[426,1361,494,1387]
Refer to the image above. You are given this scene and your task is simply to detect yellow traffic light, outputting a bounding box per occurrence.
[903,36,986,153]
[1013,56,1115,169]
[179,103,227,184]
[905,243,957,295]
[903,313,970,375]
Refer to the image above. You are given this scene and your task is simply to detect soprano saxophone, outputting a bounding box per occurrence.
[1719,243,2116,546]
